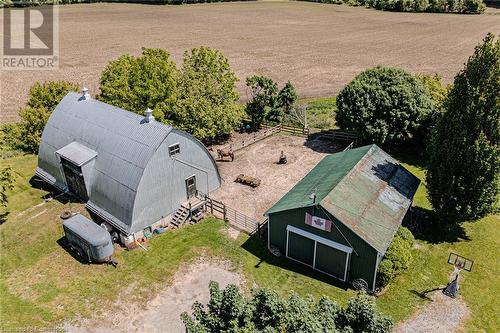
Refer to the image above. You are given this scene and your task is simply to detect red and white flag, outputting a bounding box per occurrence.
[305,212,332,232]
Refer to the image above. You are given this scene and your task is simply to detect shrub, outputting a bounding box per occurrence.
[336,66,434,145]
[377,227,414,287]
[0,166,15,207]
[18,81,78,153]
[416,73,447,109]
[182,282,392,332]
[337,292,394,332]
[427,33,500,222]
[171,47,244,141]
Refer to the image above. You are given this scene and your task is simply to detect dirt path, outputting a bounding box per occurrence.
[394,291,470,333]
[3,1,500,122]
[65,260,243,333]
[210,134,339,221]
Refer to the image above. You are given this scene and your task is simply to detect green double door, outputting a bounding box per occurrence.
[287,231,348,281]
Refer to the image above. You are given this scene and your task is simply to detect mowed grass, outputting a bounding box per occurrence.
[1,153,498,331]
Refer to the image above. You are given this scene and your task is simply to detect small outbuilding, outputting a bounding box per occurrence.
[36,89,221,241]
[265,144,420,291]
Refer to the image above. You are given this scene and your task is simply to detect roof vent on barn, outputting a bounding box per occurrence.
[144,108,155,123]
[80,87,91,101]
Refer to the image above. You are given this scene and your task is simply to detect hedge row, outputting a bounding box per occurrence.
[377,227,415,288]
[300,0,486,14]
[1,0,255,7]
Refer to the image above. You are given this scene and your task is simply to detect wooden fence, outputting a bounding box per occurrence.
[220,124,281,152]
[317,129,359,142]
[261,121,309,137]
[204,195,267,235]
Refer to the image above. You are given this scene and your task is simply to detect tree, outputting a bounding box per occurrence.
[279,81,298,114]
[0,166,15,207]
[18,81,78,153]
[181,282,392,333]
[170,47,243,141]
[98,48,178,119]
[245,76,298,127]
[427,33,500,222]
[336,66,434,145]
[245,75,280,127]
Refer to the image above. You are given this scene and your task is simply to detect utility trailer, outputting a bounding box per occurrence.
[63,214,115,264]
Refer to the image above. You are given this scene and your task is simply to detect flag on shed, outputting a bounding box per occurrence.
[305,212,332,232]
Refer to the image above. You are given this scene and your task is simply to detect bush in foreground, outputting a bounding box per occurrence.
[182,282,393,332]
[427,33,500,222]
[336,66,434,146]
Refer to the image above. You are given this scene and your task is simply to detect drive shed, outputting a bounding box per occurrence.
[36,90,221,238]
[265,144,420,291]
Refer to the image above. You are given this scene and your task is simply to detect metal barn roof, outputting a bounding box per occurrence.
[56,141,98,166]
[266,145,420,254]
[37,92,173,230]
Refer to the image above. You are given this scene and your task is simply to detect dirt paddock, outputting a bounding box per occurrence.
[210,133,344,221]
[2,1,500,122]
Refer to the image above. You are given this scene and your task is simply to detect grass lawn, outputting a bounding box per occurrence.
[1,153,498,331]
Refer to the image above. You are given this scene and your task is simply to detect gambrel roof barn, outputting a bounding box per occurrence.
[36,90,221,236]
[266,145,420,291]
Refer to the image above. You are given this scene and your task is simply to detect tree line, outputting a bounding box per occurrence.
[300,0,486,14]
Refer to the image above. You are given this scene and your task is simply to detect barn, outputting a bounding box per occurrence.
[36,89,221,243]
[265,144,420,291]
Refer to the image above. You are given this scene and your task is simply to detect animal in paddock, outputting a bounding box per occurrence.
[217,148,234,162]
[278,150,287,164]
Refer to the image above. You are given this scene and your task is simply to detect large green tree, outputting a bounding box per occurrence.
[245,76,298,127]
[336,66,434,145]
[170,47,243,140]
[18,81,78,153]
[181,282,393,333]
[427,33,500,222]
[98,48,178,120]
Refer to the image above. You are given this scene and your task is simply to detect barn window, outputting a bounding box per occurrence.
[169,143,180,157]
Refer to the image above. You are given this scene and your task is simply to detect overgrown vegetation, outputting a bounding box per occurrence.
[99,47,243,141]
[182,283,393,333]
[377,227,415,288]
[427,33,500,223]
[245,76,298,128]
[336,66,434,146]
[300,0,486,13]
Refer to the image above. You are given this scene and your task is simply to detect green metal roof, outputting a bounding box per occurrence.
[266,144,420,254]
